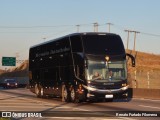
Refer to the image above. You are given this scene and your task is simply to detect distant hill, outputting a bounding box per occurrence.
[126,49,160,72]
[0,60,28,77]
[10,60,29,72]
[126,50,160,89]
[0,69,5,75]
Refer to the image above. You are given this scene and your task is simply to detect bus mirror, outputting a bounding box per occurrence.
[126,53,135,67]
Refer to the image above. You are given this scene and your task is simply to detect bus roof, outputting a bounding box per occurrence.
[30,32,119,49]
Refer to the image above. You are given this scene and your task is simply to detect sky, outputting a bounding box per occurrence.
[0,0,160,69]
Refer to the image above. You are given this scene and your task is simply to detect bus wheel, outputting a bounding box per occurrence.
[62,85,70,102]
[39,86,46,98]
[70,87,79,103]
[35,84,40,98]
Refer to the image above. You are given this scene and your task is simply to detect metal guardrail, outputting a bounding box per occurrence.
[128,70,160,89]
[128,88,160,99]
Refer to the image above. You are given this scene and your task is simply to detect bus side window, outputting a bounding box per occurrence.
[70,35,83,52]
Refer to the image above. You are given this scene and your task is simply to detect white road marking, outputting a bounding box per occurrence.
[73,108,90,111]
[139,105,160,110]
[133,98,160,102]
[0,106,54,108]
[54,106,73,109]
[0,93,57,106]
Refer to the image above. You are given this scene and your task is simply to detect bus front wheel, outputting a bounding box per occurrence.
[70,87,79,103]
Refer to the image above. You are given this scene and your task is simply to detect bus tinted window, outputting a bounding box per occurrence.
[82,35,125,55]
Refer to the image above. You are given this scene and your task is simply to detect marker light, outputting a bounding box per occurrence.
[122,83,127,87]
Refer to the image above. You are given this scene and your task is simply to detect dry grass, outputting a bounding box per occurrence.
[126,49,160,71]
[126,49,160,89]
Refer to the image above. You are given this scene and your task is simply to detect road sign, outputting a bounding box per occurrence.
[2,57,16,66]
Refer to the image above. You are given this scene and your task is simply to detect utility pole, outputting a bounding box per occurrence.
[76,25,80,32]
[106,23,113,33]
[15,52,19,67]
[124,30,133,50]
[15,52,19,58]
[132,31,140,51]
[93,22,98,32]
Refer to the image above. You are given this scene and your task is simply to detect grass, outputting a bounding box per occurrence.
[0,118,11,120]
[126,49,160,89]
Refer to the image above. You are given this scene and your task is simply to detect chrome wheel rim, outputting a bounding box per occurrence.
[71,89,75,101]
[63,87,68,99]
[35,85,39,95]
[40,87,43,96]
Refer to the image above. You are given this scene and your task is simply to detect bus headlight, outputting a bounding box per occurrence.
[87,80,91,84]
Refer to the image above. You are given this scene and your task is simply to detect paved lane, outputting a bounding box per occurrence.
[0,88,159,120]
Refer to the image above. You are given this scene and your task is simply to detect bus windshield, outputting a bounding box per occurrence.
[86,60,127,81]
[82,35,125,55]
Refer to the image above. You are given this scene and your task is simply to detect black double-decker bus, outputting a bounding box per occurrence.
[29,32,135,102]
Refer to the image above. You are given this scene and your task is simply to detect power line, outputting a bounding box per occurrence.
[113,24,160,38]
[0,22,160,38]
[141,32,160,37]
[40,26,75,41]
[0,25,74,28]
[0,23,93,29]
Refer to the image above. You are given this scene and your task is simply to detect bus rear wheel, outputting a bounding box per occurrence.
[39,85,46,98]
[35,84,41,98]
[62,85,70,102]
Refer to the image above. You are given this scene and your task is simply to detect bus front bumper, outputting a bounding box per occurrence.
[82,84,129,94]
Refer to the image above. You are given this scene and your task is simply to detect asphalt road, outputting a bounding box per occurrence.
[0,88,159,120]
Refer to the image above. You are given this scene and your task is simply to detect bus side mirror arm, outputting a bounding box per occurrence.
[84,59,88,68]
[126,53,136,67]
